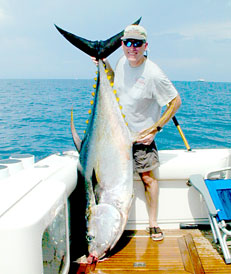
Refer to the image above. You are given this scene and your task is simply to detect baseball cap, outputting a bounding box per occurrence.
[121,25,147,41]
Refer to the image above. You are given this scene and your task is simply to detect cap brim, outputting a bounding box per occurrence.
[121,35,146,41]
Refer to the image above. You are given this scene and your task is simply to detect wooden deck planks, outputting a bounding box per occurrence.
[178,233,205,273]
[94,230,192,273]
[72,229,231,274]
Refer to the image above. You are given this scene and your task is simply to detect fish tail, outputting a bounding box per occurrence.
[55,17,141,59]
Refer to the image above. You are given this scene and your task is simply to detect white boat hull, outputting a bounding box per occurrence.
[0,151,78,274]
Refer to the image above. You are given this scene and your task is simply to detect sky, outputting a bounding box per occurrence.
[0,0,231,82]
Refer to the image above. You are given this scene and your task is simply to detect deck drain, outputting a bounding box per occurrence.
[133,262,146,267]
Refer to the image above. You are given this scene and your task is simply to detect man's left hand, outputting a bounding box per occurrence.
[136,132,156,145]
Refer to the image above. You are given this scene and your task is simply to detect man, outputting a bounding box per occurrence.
[94,24,181,241]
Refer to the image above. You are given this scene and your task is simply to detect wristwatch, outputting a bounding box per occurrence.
[157,126,163,132]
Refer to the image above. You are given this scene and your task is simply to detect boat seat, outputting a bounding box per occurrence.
[189,167,231,264]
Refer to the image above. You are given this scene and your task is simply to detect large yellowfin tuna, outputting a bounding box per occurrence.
[77,60,133,261]
[55,19,141,265]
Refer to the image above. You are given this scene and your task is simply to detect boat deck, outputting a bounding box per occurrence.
[72,228,231,274]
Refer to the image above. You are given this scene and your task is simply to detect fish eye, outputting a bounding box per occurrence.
[86,234,95,242]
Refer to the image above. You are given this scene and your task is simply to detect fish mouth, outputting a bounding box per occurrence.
[88,203,122,259]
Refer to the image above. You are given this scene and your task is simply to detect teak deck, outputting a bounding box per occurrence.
[72,229,231,274]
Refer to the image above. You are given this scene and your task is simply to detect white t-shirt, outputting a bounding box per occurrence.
[114,56,178,133]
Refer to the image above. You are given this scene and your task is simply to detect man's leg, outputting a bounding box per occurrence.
[140,170,163,240]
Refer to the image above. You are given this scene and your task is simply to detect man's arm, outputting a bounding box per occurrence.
[136,94,182,145]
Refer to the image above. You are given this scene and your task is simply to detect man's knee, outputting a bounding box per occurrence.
[140,171,157,187]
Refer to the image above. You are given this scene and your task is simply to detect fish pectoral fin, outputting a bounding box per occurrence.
[92,169,100,204]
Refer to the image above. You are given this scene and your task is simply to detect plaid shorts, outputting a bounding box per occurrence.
[132,140,160,173]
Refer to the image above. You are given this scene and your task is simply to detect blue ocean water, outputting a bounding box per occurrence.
[0,79,231,162]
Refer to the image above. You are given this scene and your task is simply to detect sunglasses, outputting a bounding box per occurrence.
[123,39,145,48]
